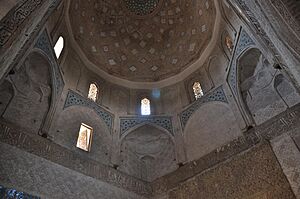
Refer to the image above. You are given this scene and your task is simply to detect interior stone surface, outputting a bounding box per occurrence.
[1,0,300,198]
[163,144,296,199]
[119,124,178,182]
[69,0,216,82]
[0,143,147,199]
[3,52,52,134]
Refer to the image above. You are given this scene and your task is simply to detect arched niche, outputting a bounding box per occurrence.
[0,80,14,117]
[237,48,287,125]
[3,52,52,134]
[184,102,241,162]
[50,106,112,165]
[119,124,177,182]
[274,74,300,107]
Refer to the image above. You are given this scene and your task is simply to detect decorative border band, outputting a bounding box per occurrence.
[0,122,151,196]
[227,28,255,97]
[120,116,173,137]
[0,0,44,46]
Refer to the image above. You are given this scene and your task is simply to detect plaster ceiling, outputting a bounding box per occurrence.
[68,0,216,82]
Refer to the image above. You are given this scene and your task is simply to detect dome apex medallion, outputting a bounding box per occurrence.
[124,0,162,16]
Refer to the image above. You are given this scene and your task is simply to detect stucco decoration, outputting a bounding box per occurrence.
[231,0,284,64]
[180,85,228,130]
[120,116,173,137]
[227,28,255,96]
[35,30,64,95]
[64,90,114,133]
[0,123,151,196]
[0,0,44,47]
[68,0,216,82]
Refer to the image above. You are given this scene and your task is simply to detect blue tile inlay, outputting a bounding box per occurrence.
[64,90,114,133]
[120,116,173,137]
[0,185,40,199]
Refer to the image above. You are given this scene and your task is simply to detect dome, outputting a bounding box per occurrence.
[68,0,216,82]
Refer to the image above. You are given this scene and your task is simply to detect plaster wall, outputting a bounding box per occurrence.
[119,125,178,182]
[238,48,300,125]
[184,102,241,162]
[0,142,147,199]
[271,134,300,198]
[2,52,52,135]
[50,106,112,165]
[154,144,296,199]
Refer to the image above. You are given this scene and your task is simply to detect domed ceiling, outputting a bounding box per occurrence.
[68,0,216,82]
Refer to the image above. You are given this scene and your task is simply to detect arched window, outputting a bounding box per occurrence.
[193,82,204,100]
[76,123,93,152]
[54,36,64,59]
[88,83,98,102]
[225,36,234,52]
[141,98,151,115]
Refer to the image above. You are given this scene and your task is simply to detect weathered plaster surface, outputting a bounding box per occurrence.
[271,134,300,199]
[0,142,147,199]
[155,144,295,199]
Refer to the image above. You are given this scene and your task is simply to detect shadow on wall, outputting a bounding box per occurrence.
[238,48,300,125]
[50,106,112,165]
[274,74,300,107]
[184,102,242,162]
[0,80,14,117]
[2,52,52,134]
[119,124,178,182]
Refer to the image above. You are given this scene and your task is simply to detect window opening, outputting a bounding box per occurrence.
[54,36,64,59]
[225,36,234,52]
[76,123,93,152]
[193,82,204,100]
[141,98,151,115]
[88,83,98,102]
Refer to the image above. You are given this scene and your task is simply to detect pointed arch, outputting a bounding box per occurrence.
[88,83,99,102]
[193,81,204,100]
[141,98,151,115]
[54,36,64,59]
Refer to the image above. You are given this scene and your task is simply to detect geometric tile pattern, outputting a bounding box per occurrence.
[180,85,228,130]
[69,0,216,82]
[227,28,255,97]
[64,90,114,133]
[120,116,173,137]
[124,0,161,16]
[0,185,40,199]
